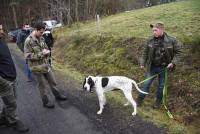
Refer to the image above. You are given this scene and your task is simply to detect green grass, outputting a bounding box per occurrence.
[53,0,200,133]
[55,0,200,40]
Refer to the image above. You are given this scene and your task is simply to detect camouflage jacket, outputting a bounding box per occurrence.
[24,33,50,73]
[140,32,182,72]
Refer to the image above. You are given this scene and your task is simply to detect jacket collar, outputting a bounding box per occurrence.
[150,32,170,43]
[163,32,170,43]
[30,32,43,44]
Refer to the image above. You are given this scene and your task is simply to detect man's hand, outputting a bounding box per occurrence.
[42,49,50,55]
[167,63,174,69]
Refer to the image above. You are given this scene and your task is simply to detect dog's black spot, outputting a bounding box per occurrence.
[83,78,86,89]
[101,77,109,87]
[88,77,95,90]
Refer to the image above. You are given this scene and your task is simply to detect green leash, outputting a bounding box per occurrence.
[163,68,174,119]
[137,68,174,119]
[137,70,164,85]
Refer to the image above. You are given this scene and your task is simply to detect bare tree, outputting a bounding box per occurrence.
[75,0,79,22]
[9,1,18,28]
[1,0,174,29]
[85,0,89,20]
[44,0,73,24]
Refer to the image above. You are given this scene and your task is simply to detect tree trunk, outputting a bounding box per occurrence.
[59,11,63,24]
[75,0,79,22]
[11,5,18,28]
[27,7,31,24]
[85,0,89,20]
[67,0,72,25]
[90,0,97,19]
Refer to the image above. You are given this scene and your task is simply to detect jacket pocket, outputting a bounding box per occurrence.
[32,46,41,53]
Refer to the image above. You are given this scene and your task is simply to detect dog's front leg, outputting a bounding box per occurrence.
[97,93,105,115]
[124,101,130,106]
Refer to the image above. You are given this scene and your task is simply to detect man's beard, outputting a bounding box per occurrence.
[0,33,5,38]
[0,34,2,38]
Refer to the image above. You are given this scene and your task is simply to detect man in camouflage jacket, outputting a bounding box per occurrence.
[24,22,66,108]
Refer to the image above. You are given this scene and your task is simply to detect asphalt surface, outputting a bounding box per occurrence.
[0,43,103,134]
[0,43,168,134]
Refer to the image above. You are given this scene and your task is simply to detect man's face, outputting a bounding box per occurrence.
[152,27,164,37]
[35,29,45,38]
[23,25,30,31]
[0,25,4,37]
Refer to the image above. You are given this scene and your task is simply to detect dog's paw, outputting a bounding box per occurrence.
[97,110,102,115]
[132,112,136,116]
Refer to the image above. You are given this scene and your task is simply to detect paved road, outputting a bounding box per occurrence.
[0,43,103,134]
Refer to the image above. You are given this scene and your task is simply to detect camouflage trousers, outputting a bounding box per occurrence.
[34,69,60,98]
[0,76,19,124]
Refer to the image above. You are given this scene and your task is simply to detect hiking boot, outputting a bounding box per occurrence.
[10,120,29,133]
[136,97,143,107]
[152,100,162,109]
[42,95,55,108]
[52,90,67,101]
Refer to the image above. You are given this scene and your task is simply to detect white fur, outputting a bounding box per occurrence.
[83,76,148,116]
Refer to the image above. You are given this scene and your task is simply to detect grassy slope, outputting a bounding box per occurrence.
[53,0,200,134]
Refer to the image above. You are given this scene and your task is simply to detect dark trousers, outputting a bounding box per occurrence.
[138,66,165,102]
[34,70,60,98]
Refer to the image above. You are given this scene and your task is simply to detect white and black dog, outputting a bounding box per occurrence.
[83,76,148,116]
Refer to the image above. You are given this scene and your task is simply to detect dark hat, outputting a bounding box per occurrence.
[150,22,164,29]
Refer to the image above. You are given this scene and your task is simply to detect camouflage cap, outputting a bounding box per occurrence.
[150,22,164,29]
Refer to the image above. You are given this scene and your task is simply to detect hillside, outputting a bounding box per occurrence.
[53,0,200,134]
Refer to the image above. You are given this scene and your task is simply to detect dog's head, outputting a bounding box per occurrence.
[83,76,95,92]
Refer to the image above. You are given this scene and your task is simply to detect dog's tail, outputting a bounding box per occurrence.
[131,80,148,94]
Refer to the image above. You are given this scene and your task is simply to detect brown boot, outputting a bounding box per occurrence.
[152,100,162,109]
[10,120,29,133]
[42,95,55,108]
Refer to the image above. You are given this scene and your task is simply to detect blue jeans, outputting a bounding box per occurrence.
[25,60,32,81]
[138,66,165,101]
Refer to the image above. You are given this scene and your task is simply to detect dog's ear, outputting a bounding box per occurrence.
[88,77,95,89]
[83,77,87,89]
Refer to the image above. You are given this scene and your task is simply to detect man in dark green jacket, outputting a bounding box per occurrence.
[137,22,182,109]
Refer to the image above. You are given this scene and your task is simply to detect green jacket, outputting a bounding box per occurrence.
[24,33,50,73]
[140,33,182,71]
